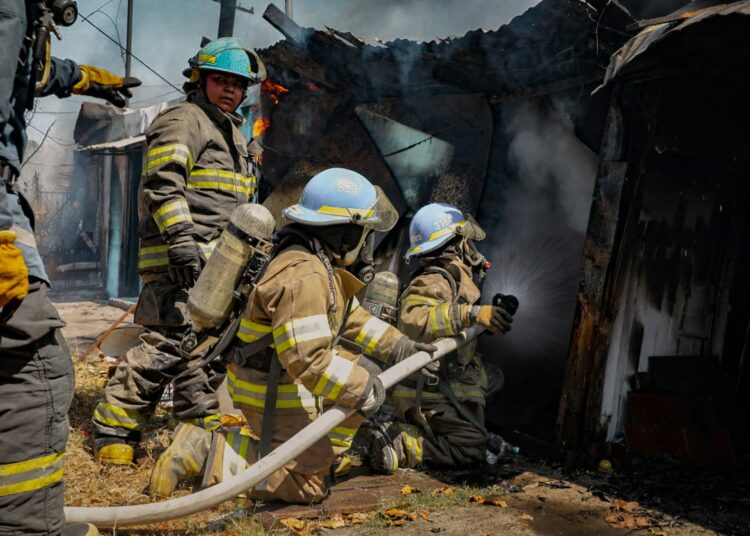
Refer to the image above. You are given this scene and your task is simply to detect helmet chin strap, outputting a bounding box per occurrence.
[328,227,370,267]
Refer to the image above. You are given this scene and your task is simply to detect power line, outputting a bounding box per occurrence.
[130,88,182,105]
[28,123,77,146]
[79,13,183,94]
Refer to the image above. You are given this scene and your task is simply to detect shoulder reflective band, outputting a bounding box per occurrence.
[0,451,65,497]
[146,144,193,172]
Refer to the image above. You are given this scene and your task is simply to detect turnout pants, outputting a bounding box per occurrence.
[0,283,71,536]
[388,400,488,468]
[218,364,364,505]
[92,327,226,443]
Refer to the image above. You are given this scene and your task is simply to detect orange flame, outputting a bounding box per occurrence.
[253,117,270,138]
[262,79,289,105]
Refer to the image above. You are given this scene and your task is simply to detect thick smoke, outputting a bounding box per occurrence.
[478,98,597,437]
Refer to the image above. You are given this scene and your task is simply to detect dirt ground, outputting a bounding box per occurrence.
[57,300,749,535]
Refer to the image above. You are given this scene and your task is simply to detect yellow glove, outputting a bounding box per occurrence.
[0,230,29,307]
[472,305,512,335]
[72,65,142,108]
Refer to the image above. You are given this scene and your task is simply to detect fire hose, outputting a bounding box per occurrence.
[64,326,484,527]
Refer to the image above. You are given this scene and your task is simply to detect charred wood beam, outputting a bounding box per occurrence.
[555,88,628,464]
[263,3,306,46]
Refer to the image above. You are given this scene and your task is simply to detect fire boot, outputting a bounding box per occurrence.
[95,440,134,465]
[62,523,99,536]
[368,424,398,475]
[333,454,352,479]
[149,422,212,498]
[201,428,255,489]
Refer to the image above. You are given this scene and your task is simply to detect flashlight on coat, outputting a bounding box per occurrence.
[492,293,519,316]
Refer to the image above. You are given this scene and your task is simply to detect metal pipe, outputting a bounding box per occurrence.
[285,0,293,19]
[218,0,237,37]
[124,0,133,80]
[64,326,484,527]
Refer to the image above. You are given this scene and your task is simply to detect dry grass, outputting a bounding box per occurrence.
[65,357,271,535]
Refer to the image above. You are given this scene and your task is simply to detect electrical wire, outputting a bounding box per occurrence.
[79,13,184,94]
[28,123,77,146]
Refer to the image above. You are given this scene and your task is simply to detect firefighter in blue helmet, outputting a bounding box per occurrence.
[369,203,512,473]
[92,37,267,467]
[149,168,436,503]
[0,1,141,534]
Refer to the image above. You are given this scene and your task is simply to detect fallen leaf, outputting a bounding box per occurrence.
[347,512,367,525]
[469,496,508,507]
[420,511,432,522]
[518,514,534,521]
[317,514,346,529]
[432,486,455,496]
[280,518,308,534]
[382,508,418,521]
[612,499,640,513]
[386,519,405,526]
[650,530,668,536]
[401,484,421,495]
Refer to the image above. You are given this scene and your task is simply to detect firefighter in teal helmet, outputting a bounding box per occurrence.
[92,38,266,465]
[368,202,513,474]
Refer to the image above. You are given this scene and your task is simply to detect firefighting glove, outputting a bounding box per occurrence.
[358,376,386,418]
[0,230,29,307]
[167,236,202,288]
[390,336,439,380]
[72,65,142,108]
[471,305,513,335]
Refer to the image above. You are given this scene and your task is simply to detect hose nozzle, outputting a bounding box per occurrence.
[492,293,519,316]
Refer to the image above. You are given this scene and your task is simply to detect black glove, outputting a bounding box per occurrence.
[358,376,386,418]
[389,336,437,364]
[72,65,142,108]
[167,237,201,288]
[86,76,141,107]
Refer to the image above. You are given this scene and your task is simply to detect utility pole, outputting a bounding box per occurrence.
[218,0,237,37]
[125,0,133,104]
[285,0,293,20]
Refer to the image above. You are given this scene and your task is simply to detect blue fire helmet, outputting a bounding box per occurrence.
[282,168,399,232]
[405,202,486,259]
[183,37,267,84]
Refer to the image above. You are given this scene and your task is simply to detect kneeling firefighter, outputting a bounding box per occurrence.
[369,202,514,473]
[92,37,266,464]
[149,168,436,504]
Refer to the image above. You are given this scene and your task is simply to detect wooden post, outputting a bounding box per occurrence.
[555,87,630,463]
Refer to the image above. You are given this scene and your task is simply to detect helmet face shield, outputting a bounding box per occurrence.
[353,186,399,232]
[456,214,486,242]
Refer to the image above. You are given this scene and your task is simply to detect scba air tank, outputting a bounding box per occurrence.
[187,203,275,332]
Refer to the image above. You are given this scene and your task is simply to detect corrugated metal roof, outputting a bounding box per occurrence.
[80,135,146,152]
[600,0,750,86]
